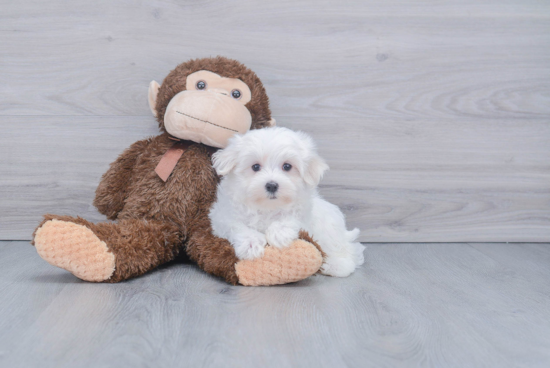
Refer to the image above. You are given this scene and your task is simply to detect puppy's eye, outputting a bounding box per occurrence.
[231,89,242,99]
[282,163,292,171]
[252,164,261,172]
[196,81,206,90]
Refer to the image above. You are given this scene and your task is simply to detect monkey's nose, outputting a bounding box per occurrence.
[265,182,279,194]
[209,88,229,96]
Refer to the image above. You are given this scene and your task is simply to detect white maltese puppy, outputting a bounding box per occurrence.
[209,127,365,277]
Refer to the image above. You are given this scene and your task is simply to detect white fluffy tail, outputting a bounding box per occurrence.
[351,242,366,267]
[346,228,365,267]
[346,228,360,242]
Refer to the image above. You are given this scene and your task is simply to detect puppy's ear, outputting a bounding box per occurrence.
[295,131,329,187]
[212,135,242,176]
[304,154,329,187]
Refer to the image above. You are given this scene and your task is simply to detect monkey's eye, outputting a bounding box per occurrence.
[196,81,206,90]
[251,164,261,172]
[282,163,292,171]
[231,89,242,99]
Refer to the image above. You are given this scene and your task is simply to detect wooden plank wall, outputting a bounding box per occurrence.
[1,0,549,242]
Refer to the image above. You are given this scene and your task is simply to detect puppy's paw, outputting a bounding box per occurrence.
[320,256,358,277]
[233,232,267,260]
[265,224,299,249]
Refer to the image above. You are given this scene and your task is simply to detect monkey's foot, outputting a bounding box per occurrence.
[235,239,323,286]
[34,219,115,282]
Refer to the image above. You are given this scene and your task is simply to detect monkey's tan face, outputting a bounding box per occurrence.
[149,71,253,148]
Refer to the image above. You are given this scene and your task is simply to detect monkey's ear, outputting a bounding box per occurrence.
[268,118,276,127]
[148,80,160,117]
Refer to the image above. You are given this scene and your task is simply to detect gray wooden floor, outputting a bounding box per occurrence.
[1,241,549,367]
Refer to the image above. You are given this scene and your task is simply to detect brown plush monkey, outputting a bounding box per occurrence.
[32,57,323,286]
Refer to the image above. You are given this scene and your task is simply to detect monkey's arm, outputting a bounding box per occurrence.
[186,214,323,286]
[185,215,241,284]
[93,139,149,220]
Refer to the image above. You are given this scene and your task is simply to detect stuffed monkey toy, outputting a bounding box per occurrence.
[32,57,324,286]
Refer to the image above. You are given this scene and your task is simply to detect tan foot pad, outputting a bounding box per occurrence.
[235,240,323,286]
[34,219,115,282]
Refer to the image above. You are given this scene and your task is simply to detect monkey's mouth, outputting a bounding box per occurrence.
[176,111,238,132]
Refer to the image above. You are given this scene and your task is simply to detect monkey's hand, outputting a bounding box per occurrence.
[235,231,323,286]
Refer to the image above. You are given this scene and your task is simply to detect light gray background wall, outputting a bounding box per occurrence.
[1,0,549,242]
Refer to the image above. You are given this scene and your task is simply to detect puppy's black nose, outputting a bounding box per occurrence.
[265,181,279,193]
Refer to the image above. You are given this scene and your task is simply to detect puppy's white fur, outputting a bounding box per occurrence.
[209,127,365,277]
